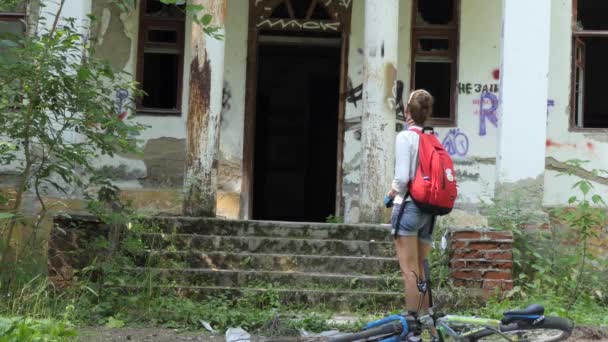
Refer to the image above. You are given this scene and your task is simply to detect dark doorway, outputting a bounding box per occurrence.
[253,42,340,222]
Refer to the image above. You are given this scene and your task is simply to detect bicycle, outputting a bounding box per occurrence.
[326,261,573,342]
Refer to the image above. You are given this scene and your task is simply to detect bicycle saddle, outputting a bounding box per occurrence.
[504,304,545,317]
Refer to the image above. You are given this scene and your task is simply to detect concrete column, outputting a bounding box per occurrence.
[183,0,226,217]
[496,0,551,185]
[359,0,399,223]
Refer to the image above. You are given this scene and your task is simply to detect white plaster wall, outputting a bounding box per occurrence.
[88,1,190,189]
[448,0,502,205]
[544,0,608,205]
[219,0,249,162]
[128,1,189,141]
[342,0,502,222]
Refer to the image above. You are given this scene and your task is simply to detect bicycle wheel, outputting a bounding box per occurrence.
[469,316,573,342]
[327,321,403,342]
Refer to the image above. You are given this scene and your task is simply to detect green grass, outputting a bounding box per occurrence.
[469,291,608,327]
[0,316,76,341]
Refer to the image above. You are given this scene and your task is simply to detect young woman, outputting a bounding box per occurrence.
[386,89,434,341]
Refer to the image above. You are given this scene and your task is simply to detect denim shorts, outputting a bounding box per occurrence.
[391,201,433,244]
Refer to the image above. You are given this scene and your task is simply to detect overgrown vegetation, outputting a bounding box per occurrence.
[0,0,146,292]
[0,316,76,341]
[0,217,373,336]
[0,0,222,339]
[1,0,607,338]
[480,160,608,324]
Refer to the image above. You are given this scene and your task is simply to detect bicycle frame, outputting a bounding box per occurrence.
[435,315,502,340]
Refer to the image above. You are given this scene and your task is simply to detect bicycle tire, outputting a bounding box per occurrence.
[328,321,403,342]
[468,316,573,342]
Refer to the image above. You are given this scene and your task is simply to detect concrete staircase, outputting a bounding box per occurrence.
[125,218,404,310]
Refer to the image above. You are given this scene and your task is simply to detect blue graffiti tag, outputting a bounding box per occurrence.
[479,91,498,136]
[115,89,129,120]
[442,128,469,157]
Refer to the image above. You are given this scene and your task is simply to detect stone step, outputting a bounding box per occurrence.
[138,233,395,257]
[138,251,399,275]
[115,285,404,311]
[138,217,393,242]
[124,267,402,292]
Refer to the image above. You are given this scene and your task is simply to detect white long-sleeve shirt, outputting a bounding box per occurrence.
[391,126,421,204]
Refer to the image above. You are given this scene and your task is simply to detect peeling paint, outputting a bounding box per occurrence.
[141,138,186,187]
[456,170,481,182]
[186,56,212,171]
[217,159,241,192]
[91,1,131,71]
[383,63,397,111]
[183,0,226,217]
[184,53,215,216]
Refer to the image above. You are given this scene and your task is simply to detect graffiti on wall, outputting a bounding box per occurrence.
[459,82,499,95]
[222,81,232,113]
[115,89,129,121]
[442,128,469,157]
[477,91,499,136]
[257,19,341,32]
[320,0,353,8]
[345,78,363,107]
[345,116,405,141]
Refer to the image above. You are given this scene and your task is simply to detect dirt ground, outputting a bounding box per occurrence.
[78,326,608,342]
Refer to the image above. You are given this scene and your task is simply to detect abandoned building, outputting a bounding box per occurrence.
[1,0,608,225]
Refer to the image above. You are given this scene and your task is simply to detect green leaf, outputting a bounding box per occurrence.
[579,181,592,195]
[186,4,205,13]
[591,194,606,206]
[106,317,125,328]
[568,196,577,204]
[201,14,213,26]
[0,212,14,220]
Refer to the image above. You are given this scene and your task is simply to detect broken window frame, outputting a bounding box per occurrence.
[410,0,460,127]
[0,6,27,32]
[570,0,608,130]
[135,0,186,115]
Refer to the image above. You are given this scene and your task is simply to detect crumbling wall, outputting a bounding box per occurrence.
[341,0,502,224]
[545,0,608,207]
[83,0,250,217]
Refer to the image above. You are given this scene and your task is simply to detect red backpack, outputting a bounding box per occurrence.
[408,127,457,215]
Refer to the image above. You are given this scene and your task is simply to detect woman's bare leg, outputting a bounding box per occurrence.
[418,241,433,313]
[394,236,421,312]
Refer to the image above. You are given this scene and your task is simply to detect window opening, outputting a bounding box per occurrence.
[136,0,185,114]
[572,0,608,128]
[411,0,459,125]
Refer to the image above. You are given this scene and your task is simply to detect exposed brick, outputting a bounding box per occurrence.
[450,240,469,249]
[450,260,466,269]
[484,231,513,241]
[468,242,500,250]
[483,270,512,280]
[452,279,466,287]
[484,250,513,260]
[453,279,482,288]
[492,261,513,269]
[465,259,491,269]
[452,231,482,240]
[461,250,483,259]
[483,280,514,291]
[452,270,482,280]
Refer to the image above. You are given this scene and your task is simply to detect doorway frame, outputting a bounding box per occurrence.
[240,0,353,220]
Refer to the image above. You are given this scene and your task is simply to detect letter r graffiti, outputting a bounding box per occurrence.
[479,91,498,136]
